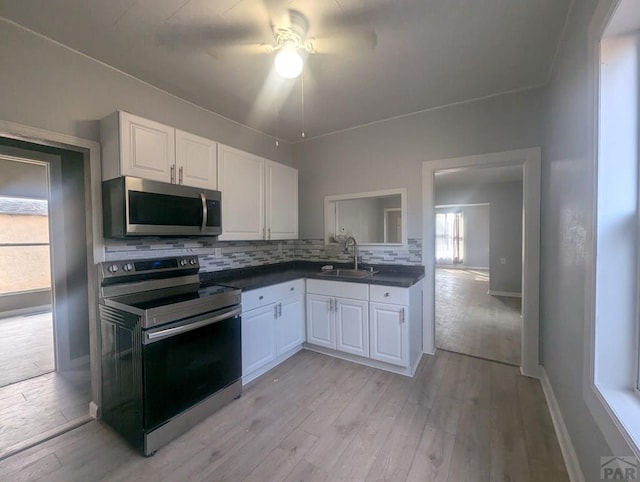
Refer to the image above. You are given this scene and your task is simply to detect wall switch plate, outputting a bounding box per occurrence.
[500,257,507,264]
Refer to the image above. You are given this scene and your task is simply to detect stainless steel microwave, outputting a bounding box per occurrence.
[102,176,222,238]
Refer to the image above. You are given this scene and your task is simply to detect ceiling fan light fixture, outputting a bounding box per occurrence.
[275,46,303,79]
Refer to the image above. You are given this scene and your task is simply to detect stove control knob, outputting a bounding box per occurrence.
[107,264,119,273]
[189,258,197,265]
[179,259,188,266]
[123,263,133,272]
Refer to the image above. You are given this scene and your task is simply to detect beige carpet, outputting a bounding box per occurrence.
[435,268,521,365]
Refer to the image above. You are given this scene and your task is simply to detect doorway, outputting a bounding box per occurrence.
[433,181,523,366]
[422,148,541,376]
[0,159,54,387]
[0,143,92,458]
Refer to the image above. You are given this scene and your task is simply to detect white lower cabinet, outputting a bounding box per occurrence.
[335,298,369,358]
[306,294,334,349]
[242,304,276,375]
[277,295,305,355]
[241,280,305,384]
[305,278,423,376]
[369,302,407,367]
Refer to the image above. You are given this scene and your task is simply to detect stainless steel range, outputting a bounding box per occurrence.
[98,256,241,456]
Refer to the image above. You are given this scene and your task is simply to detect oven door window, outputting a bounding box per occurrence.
[142,314,241,430]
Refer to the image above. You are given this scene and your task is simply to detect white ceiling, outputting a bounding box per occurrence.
[0,0,572,142]
[434,164,523,187]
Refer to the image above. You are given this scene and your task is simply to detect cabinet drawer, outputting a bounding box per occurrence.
[369,285,409,305]
[242,279,305,312]
[306,279,368,301]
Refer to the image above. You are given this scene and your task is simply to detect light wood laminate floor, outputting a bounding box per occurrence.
[436,268,521,365]
[0,369,91,457]
[0,312,54,388]
[0,350,568,481]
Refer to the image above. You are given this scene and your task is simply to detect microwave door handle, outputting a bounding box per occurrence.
[200,193,208,232]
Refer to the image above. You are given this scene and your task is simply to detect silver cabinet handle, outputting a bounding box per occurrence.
[384,292,390,297]
[262,227,266,240]
[200,193,208,232]
[274,304,278,319]
[278,303,282,317]
[259,295,264,300]
[400,308,405,324]
[329,298,334,312]
[178,166,184,184]
[170,165,175,183]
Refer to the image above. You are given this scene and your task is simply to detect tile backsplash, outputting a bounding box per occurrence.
[104,238,422,271]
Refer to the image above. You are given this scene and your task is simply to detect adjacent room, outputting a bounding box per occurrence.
[434,166,524,366]
[0,0,639,481]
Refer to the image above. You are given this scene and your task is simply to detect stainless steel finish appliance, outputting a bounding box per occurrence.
[98,256,241,456]
[102,176,222,238]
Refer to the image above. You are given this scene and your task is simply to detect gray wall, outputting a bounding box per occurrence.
[436,182,522,293]
[436,204,490,269]
[294,87,545,240]
[540,0,612,477]
[0,20,294,167]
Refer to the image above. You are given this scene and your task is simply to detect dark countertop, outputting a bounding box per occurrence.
[199,261,424,291]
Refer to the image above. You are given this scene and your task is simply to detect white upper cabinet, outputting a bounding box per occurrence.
[217,144,266,240]
[101,111,218,189]
[102,111,175,183]
[218,144,298,241]
[175,130,218,190]
[265,160,298,240]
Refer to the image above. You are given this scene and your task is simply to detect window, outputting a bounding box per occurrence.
[435,211,464,264]
[585,0,640,457]
[0,196,50,295]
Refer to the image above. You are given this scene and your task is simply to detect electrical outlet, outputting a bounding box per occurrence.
[500,257,507,265]
[278,243,282,252]
[214,248,222,257]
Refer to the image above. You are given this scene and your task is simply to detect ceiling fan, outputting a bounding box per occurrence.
[158,5,379,79]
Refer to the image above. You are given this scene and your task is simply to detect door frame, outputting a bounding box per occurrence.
[0,119,103,415]
[421,147,541,377]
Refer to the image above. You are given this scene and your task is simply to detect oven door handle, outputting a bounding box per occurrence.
[145,307,241,344]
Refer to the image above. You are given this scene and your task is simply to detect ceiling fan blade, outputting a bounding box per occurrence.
[309,29,377,54]
[157,22,262,50]
[261,0,291,31]
[324,2,417,30]
[206,43,271,59]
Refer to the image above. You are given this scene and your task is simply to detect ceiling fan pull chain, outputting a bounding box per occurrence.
[301,69,305,139]
[275,81,279,147]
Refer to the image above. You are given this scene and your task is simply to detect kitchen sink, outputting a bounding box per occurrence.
[318,269,376,278]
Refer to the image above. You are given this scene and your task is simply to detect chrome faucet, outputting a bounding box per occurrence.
[344,236,358,270]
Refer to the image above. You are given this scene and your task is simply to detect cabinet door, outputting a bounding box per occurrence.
[120,112,175,183]
[265,160,298,240]
[217,144,265,240]
[175,130,217,189]
[306,294,335,349]
[276,296,305,355]
[369,302,408,367]
[335,298,369,357]
[242,304,277,376]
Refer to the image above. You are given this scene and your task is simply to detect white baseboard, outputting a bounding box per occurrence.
[539,366,585,482]
[436,265,489,270]
[487,289,522,298]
